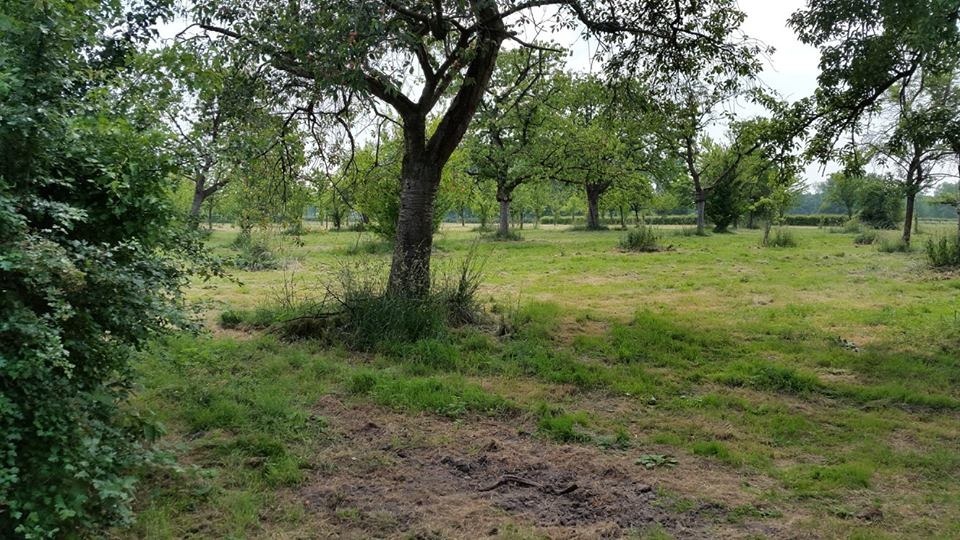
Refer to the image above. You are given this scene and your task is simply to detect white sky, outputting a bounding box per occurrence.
[735,0,837,185]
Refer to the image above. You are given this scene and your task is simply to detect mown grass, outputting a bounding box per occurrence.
[128,224,960,538]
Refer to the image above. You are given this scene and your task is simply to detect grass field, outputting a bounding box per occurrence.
[125,224,960,539]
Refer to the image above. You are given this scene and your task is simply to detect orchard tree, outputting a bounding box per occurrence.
[823,172,867,219]
[543,75,661,230]
[871,70,957,244]
[191,0,764,297]
[469,47,563,238]
[790,0,960,239]
[147,41,296,225]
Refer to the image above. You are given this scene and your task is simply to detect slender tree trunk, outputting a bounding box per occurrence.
[955,158,960,238]
[903,191,916,245]
[207,203,214,230]
[389,153,442,297]
[460,206,466,227]
[633,207,640,226]
[619,206,626,229]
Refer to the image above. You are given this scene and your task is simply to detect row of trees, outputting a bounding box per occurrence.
[179,3,960,267]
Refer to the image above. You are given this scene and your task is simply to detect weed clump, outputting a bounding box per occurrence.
[230,231,281,270]
[716,360,820,394]
[221,249,486,350]
[853,229,879,245]
[488,229,523,242]
[619,225,666,252]
[925,235,960,268]
[877,235,912,253]
[763,228,797,248]
[535,403,591,443]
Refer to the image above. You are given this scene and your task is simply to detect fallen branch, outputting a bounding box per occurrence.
[478,474,578,495]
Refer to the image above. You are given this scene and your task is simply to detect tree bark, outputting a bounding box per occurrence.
[586,186,602,230]
[388,148,442,298]
[902,190,916,245]
[498,196,511,237]
[695,192,707,235]
[189,187,205,222]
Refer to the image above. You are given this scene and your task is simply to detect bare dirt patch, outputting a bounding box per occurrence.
[297,396,788,539]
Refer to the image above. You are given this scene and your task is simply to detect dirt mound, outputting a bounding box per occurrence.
[298,395,782,539]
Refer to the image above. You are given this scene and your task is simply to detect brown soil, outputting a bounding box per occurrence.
[296,396,791,539]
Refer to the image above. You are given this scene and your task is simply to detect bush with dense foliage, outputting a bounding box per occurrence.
[619,225,665,252]
[858,179,904,229]
[925,235,960,268]
[0,2,194,536]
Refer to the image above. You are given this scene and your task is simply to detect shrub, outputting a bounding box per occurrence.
[877,235,912,253]
[854,229,879,245]
[842,218,864,233]
[619,225,664,252]
[232,235,281,271]
[569,224,610,231]
[234,249,487,350]
[1,5,198,535]
[859,179,904,229]
[282,221,304,236]
[646,215,698,226]
[784,214,847,227]
[763,228,797,248]
[925,235,960,268]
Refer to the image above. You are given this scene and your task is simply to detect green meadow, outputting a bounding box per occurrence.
[127,224,960,539]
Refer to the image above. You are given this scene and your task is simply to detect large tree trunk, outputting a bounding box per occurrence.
[188,184,206,227]
[388,152,442,298]
[695,191,707,235]
[586,189,601,229]
[498,197,511,236]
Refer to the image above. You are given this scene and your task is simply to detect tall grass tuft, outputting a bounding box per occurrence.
[925,235,960,268]
[763,228,797,248]
[877,235,912,253]
[619,225,664,252]
[230,231,281,270]
[853,229,879,245]
[224,247,487,350]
